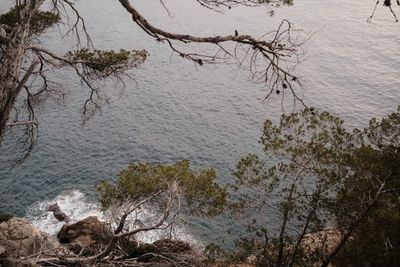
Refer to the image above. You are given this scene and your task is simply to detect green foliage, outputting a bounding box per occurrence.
[203,243,229,264]
[204,237,316,267]
[97,160,227,217]
[232,108,351,225]
[281,0,294,5]
[0,5,60,34]
[65,49,148,79]
[333,209,400,267]
[0,212,13,223]
[229,107,400,266]
[264,0,294,5]
[331,107,400,267]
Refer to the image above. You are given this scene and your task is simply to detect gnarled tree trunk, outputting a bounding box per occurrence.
[0,0,42,141]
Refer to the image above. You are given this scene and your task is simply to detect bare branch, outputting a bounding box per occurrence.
[6,120,37,127]
[118,0,303,103]
[114,188,166,234]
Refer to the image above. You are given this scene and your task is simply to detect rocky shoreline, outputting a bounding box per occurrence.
[0,215,199,267]
[0,211,341,267]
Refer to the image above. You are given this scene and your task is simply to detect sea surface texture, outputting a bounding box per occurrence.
[0,0,399,246]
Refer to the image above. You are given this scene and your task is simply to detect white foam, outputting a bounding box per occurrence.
[26,190,104,236]
[25,190,201,246]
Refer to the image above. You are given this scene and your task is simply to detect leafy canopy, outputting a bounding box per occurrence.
[0,5,60,34]
[228,107,400,266]
[97,160,227,217]
[65,49,148,79]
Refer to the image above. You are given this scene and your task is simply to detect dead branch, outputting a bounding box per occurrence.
[32,181,183,266]
[118,0,303,103]
[6,120,37,127]
[1,0,304,163]
[28,45,104,121]
[195,0,289,9]
[114,189,166,235]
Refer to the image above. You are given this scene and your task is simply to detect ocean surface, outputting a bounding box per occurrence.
[0,0,399,247]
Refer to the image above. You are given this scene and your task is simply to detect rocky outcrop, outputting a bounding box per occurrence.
[48,203,69,222]
[56,216,197,261]
[301,229,342,255]
[0,216,200,266]
[0,218,61,267]
[57,216,112,255]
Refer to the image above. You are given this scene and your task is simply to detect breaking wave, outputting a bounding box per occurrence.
[25,190,201,246]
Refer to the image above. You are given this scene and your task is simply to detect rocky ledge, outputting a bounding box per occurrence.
[0,213,342,267]
[0,217,66,267]
[0,215,198,267]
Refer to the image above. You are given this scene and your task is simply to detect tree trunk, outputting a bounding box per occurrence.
[0,0,42,141]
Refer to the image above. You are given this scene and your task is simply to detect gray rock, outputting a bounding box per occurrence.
[0,218,61,262]
[0,244,5,257]
[57,216,112,255]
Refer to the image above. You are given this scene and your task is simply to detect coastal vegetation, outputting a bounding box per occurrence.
[1,108,399,266]
[223,107,400,266]
[1,0,400,266]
